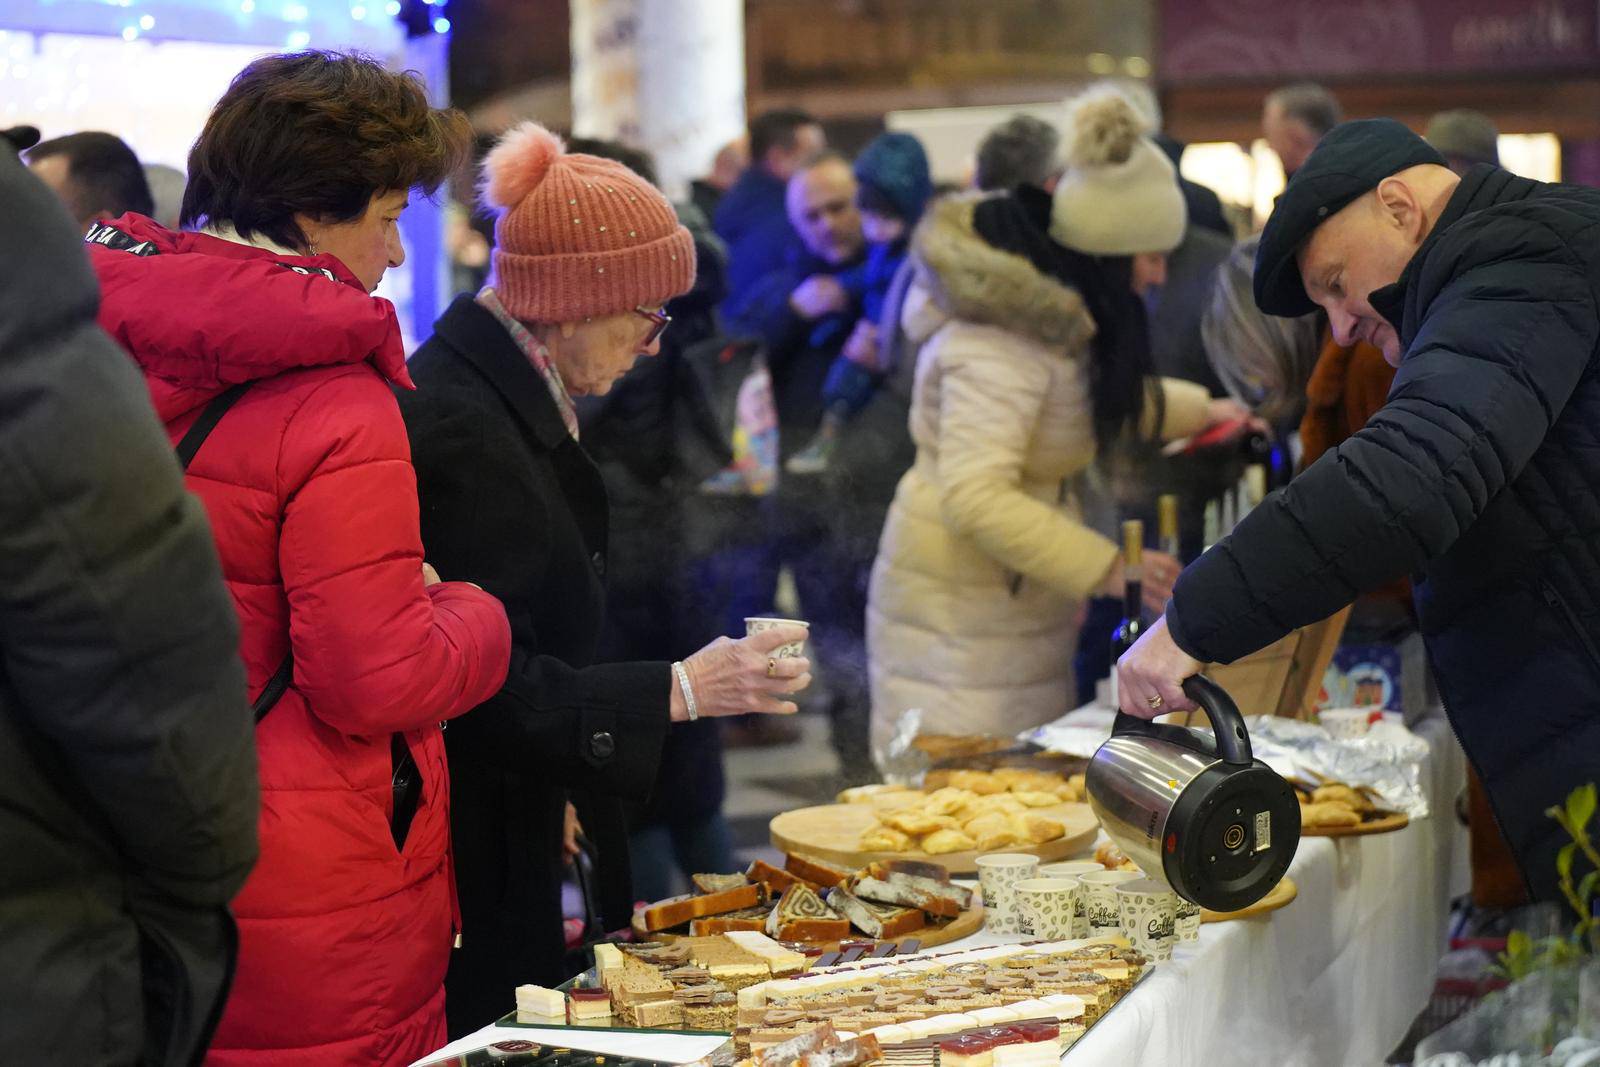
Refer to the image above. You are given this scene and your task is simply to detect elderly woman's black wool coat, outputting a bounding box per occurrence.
[399,294,672,1036]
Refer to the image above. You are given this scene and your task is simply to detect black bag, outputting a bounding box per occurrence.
[176,383,421,847]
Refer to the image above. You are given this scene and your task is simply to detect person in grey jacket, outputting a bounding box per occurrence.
[0,127,259,1065]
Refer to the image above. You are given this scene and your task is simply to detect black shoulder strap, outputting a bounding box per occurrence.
[175,383,253,471]
[174,382,293,723]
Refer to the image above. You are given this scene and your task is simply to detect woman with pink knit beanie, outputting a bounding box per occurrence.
[398,123,812,1034]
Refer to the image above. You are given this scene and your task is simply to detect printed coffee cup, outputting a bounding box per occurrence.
[975,852,1039,934]
[1078,869,1143,936]
[1175,895,1202,943]
[1114,877,1180,962]
[1039,860,1105,935]
[745,616,809,658]
[1015,877,1081,940]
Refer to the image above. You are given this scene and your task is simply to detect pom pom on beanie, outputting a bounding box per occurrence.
[1064,86,1150,169]
[481,122,564,213]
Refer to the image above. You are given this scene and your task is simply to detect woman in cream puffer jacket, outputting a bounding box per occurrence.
[866,88,1249,753]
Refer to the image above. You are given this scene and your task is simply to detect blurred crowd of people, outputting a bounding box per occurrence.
[3,42,1560,1067]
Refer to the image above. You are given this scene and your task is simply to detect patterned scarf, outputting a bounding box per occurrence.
[476,286,579,441]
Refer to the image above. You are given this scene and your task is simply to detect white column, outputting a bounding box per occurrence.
[570,0,746,200]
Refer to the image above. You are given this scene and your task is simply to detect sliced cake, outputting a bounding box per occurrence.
[766,883,851,941]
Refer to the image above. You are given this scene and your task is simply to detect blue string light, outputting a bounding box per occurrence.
[10,1,441,48]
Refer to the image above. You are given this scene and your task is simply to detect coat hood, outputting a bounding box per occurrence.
[909,194,1096,352]
[87,213,412,423]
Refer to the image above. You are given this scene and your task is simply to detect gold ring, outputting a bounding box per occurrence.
[766,658,777,678]
[1146,695,1164,709]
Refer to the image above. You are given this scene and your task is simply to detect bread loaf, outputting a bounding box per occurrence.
[746,859,815,895]
[691,909,770,935]
[784,853,852,889]
[641,883,762,932]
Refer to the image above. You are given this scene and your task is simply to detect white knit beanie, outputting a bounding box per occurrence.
[1051,85,1187,256]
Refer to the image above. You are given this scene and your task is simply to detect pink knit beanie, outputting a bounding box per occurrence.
[481,122,695,323]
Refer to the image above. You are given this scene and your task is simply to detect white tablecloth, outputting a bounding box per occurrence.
[420,713,1468,1067]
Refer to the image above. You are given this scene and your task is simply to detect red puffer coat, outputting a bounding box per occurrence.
[88,215,512,1066]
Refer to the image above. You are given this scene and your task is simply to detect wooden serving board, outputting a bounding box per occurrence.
[629,898,985,952]
[1301,810,1409,838]
[1201,876,1297,922]
[770,800,1098,875]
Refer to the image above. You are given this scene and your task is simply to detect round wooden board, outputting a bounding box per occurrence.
[769,800,1098,875]
[1201,876,1297,922]
[1301,810,1409,838]
[630,899,986,952]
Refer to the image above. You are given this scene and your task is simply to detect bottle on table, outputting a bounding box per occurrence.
[1236,464,1267,521]
[1109,519,1145,709]
[1157,493,1181,561]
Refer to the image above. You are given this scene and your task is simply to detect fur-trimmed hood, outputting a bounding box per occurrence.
[908,194,1097,353]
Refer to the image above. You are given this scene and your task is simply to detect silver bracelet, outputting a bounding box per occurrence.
[671,661,699,722]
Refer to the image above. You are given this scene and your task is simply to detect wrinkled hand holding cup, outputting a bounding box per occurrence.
[673,622,812,722]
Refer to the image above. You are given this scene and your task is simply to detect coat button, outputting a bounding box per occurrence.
[588,731,615,760]
[591,551,605,576]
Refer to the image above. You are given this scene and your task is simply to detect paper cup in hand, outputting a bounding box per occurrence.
[975,852,1039,933]
[1078,869,1142,936]
[745,617,809,658]
[1114,877,1180,961]
[1015,877,1081,939]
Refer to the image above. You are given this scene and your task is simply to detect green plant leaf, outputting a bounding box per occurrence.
[1558,842,1577,884]
[1579,869,1599,904]
[1569,783,1598,834]
[1507,929,1531,957]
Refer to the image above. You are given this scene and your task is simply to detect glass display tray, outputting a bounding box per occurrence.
[490,957,1153,1057]
[418,1042,684,1067]
[491,965,736,1040]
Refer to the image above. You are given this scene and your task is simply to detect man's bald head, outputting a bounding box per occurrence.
[1296,163,1460,366]
[786,152,863,266]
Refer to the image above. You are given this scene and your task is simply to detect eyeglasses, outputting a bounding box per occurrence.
[634,305,671,347]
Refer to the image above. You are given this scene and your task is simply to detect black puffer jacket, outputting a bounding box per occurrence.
[1168,166,1600,902]
[0,147,258,1061]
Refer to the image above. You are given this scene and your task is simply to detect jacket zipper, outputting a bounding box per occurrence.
[1541,580,1600,674]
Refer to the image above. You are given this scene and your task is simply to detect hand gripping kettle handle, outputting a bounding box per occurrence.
[1110,674,1254,766]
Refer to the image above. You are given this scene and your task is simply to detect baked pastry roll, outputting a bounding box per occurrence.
[920,828,977,854]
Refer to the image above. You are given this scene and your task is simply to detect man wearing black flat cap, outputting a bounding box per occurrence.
[1116,117,1600,903]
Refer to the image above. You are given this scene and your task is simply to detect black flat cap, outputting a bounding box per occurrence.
[1254,118,1446,317]
[2,126,41,153]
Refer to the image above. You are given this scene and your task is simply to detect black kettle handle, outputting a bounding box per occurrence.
[1111,674,1254,766]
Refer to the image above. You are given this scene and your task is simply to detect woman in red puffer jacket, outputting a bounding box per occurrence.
[86,52,511,1067]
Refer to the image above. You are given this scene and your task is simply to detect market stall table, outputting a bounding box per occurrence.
[415,710,1466,1066]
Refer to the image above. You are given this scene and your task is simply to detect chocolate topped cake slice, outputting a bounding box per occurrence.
[850,860,972,918]
[826,886,927,939]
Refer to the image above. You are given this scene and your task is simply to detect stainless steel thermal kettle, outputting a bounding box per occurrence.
[1085,675,1300,912]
